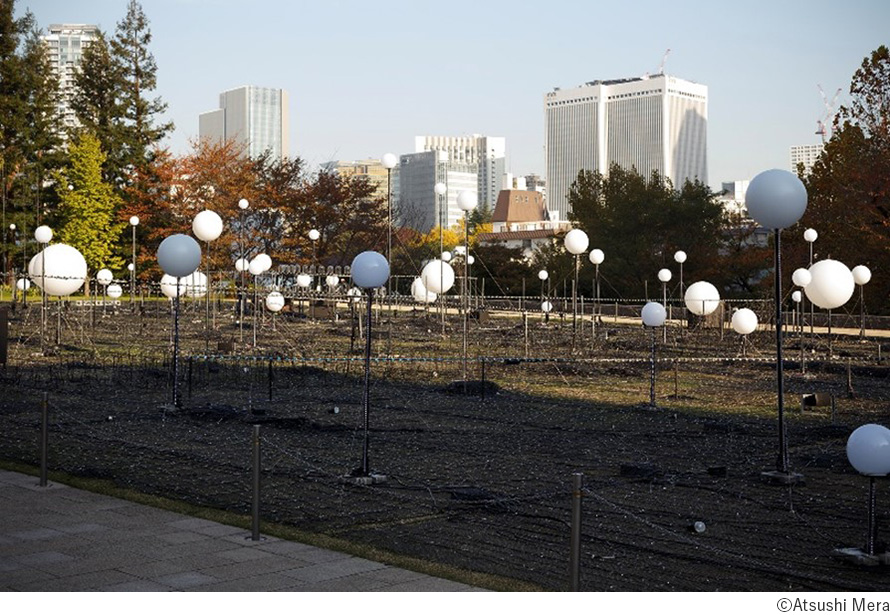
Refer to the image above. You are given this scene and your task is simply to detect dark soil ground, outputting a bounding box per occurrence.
[2,297,890,591]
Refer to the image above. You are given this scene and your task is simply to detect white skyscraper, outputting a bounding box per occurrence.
[544,74,708,220]
[415,135,506,210]
[199,86,289,160]
[397,150,477,232]
[42,24,99,133]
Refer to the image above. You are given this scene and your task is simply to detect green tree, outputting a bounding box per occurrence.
[54,133,124,276]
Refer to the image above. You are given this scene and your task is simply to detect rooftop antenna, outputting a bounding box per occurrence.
[816,84,842,143]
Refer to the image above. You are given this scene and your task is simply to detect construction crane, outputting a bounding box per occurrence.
[815,84,842,143]
[641,49,671,80]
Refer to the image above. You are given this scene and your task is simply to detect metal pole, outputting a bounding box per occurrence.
[569,472,583,591]
[662,282,667,344]
[859,285,866,340]
[463,214,469,389]
[40,392,48,487]
[649,327,657,407]
[361,289,373,476]
[572,254,578,347]
[775,230,788,474]
[387,169,392,299]
[867,476,877,556]
[594,264,600,338]
[251,424,261,541]
[173,279,181,408]
[131,224,136,303]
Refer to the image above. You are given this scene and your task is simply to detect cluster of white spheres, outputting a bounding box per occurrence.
[684,281,721,316]
[421,259,455,294]
[847,424,890,477]
[248,253,272,276]
[411,277,437,304]
[731,308,759,336]
[641,301,667,327]
[265,291,285,313]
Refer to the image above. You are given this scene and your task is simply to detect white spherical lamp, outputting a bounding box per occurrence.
[538,270,548,281]
[160,274,186,299]
[265,291,285,313]
[803,228,818,243]
[684,281,721,316]
[326,274,340,288]
[847,424,890,476]
[457,191,477,212]
[16,278,30,291]
[441,251,452,262]
[589,249,604,266]
[308,229,320,241]
[641,302,667,327]
[28,244,87,296]
[296,273,312,288]
[792,290,802,303]
[96,268,113,286]
[541,300,553,313]
[156,234,201,278]
[238,198,249,210]
[381,153,398,169]
[411,277,437,304]
[731,308,758,335]
[674,251,687,264]
[852,265,872,286]
[657,268,672,283]
[184,271,207,298]
[805,259,854,310]
[792,268,812,288]
[745,169,808,229]
[34,225,53,244]
[434,182,447,196]
[421,259,455,294]
[192,210,224,242]
[351,251,390,289]
[106,284,123,299]
[129,215,140,226]
[564,229,589,255]
[250,253,272,273]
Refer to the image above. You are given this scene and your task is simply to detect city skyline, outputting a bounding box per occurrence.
[16,0,889,192]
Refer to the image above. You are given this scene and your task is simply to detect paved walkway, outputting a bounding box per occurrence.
[0,470,484,592]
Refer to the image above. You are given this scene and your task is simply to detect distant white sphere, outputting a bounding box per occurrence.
[296,273,313,288]
[157,234,201,278]
[96,268,113,286]
[684,281,720,316]
[538,270,548,281]
[589,249,605,265]
[351,251,390,289]
[745,169,807,230]
[325,274,340,288]
[641,302,667,327]
[34,225,53,244]
[454,245,466,256]
[249,253,272,275]
[674,250,687,264]
[28,244,87,296]
[564,229,589,255]
[235,258,249,272]
[159,274,186,299]
[441,251,452,262]
[457,191,477,212]
[238,198,249,210]
[847,424,890,476]
[183,270,207,298]
[381,153,398,169]
[106,284,123,299]
[16,278,30,291]
[657,268,672,283]
[792,267,812,288]
[803,228,818,243]
[129,215,140,226]
[265,291,285,312]
[411,277,437,304]
[852,265,872,286]
[541,300,553,313]
[308,229,320,241]
[192,209,224,242]
[434,182,447,196]
[127,263,135,272]
[346,287,362,302]
[467,255,475,265]
[421,259,455,294]
[792,290,802,303]
[805,259,854,310]
[731,308,758,335]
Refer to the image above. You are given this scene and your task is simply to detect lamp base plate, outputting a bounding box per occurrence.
[760,470,805,486]
[834,547,890,566]
[340,473,387,486]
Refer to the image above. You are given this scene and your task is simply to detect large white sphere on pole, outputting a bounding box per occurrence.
[421,258,455,294]
[731,308,759,335]
[434,182,447,196]
[160,274,186,299]
[157,234,201,278]
[96,268,113,286]
[129,215,140,226]
[265,291,285,312]
[34,225,53,244]
[564,229,589,255]
[674,250,687,264]
[745,169,807,230]
[792,267,812,288]
[351,251,390,289]
[192,210,224,242]
[28,244,87,296]
[641,302,667,327]
[847,424,890,476]
[852,265,872,286]
[381,153,398,169]
[411,277,437,304]
[457,190,477,212]
[183,271,207,298]
[684,281,721,316]
[803,228,818,243]
[805,259,854,310]
[106,284,123,299]
[657,268,672,283]
[589,249,605,265]
[248,253,272,275]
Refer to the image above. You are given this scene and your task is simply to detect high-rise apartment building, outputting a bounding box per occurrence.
[544,74,708,220]
[415,135,505,210]
[199,86,289,160]
[397,150,477,232]
[790,144,824,176]
[321,159,393,204]
[42,24,99,134]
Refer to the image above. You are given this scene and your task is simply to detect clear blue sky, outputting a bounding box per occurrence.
[17,0,890,191]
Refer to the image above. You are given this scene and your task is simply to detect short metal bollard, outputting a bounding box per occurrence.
[251,424,262,541]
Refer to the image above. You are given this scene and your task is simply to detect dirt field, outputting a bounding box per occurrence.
[2,298,890,591]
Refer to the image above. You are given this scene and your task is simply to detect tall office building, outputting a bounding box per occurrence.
[199,86,289,160]
[42,24,99,134]
[790,144,824,176]
[544,74,708,220]
[321,159,393,204]
[415,135,506,210]
[397,150,477,232]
